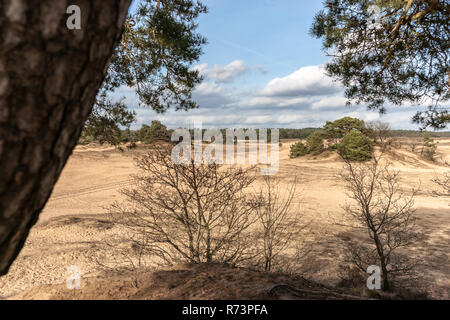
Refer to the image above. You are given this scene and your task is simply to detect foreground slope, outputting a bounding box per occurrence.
[13,263,364,300]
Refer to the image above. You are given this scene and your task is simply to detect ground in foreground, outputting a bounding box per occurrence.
[12,263,379,300]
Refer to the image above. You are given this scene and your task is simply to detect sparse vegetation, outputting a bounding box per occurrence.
[105,145,314,276]
[338,156,420,292]
[109,145,260,265]
[3,136,449,299]
[250,176,306,272]
[421,132,438,161]
[365,121,393,149]
[432,171,450,197]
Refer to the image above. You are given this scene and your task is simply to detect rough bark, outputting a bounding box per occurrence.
[0,0,131,275]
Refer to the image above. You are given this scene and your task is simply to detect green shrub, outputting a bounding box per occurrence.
[134,121,170,144]
[289,141,308,158]
[78,132,95,145]
[289,131,325,158]
[338,130,373,161]
[327,143,338,150]
[324,117,366,141]
[306,131,325,155]
[421,132,437,161]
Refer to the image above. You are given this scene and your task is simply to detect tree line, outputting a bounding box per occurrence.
[79,120,450,147]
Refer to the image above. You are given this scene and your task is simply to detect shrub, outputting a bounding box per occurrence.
[134,121,170,144]
[109,145,260,265]
[78,132,95,145]
[289,131,325,158]
[250,176,305,272]
[289,141,308,158]
[324,117,366,144]
[365,121,393,148]
[338,130,373,161]
[432,171,450,197]
[126,142,137,150]
[338,157,420,291]
[306,131,325,155]
[327,143,338,151]
[120,128,133,143]
[421,132,437,161]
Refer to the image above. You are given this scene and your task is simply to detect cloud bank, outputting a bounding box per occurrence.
[123,62,430,130]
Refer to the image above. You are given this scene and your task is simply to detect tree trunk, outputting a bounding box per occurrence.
[373,234,391,291]
[0,0,131,275]
[381,267,391,292]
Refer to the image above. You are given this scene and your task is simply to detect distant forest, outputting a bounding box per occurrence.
[117,126,450,143]
[277,128,450,139]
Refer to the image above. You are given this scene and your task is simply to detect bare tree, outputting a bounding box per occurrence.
[108,144,260,266]
[0,0,131,274]
[338,156,419,291]
[250,176,306,272]
[432,172,450,195]
[366,121,393,148]
[95,229,153,288]
[432,172,450,206]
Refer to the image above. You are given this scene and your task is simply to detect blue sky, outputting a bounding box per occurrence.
[118,0,436,130]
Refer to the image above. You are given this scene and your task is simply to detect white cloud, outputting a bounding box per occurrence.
[124,62,428,130]
[192,82,236,108]
[260,65,341,97]
[362,113,381,122]
[193,60,248,83]
[311,96,348,109]
[195,82,226,95]
[132,103,424,130]
[248,96,308,108]
[247,65,344,109]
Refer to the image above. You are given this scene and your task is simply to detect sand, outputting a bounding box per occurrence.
[1,139,449,299]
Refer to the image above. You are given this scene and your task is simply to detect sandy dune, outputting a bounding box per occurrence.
[1,139,449,299]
